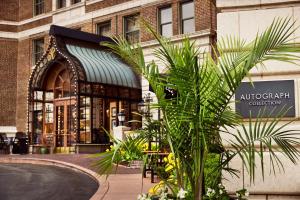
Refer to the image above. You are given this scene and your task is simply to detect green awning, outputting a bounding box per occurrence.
[66,44,140,89]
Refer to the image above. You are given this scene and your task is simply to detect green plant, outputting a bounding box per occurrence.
[204,154,221,190]
[98,17,300,199]
[92,133,146,176]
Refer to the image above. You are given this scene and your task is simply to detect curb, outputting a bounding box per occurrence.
[0,157,109,200]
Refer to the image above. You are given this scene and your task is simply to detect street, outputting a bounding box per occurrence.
[0,163,98,200]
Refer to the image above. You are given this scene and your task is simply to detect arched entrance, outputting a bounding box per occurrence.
[28,26,142,153]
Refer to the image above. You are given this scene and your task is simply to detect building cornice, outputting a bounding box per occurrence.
[217,0,300,13]
[86,0,104,5]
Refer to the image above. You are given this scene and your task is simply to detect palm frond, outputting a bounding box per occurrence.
[227,107,300,183]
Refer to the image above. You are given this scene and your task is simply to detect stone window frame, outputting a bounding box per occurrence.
[123,14,140,44]
[56,0,67,9]
[33,0,45,16]
[96,21,112,37]
[180,0,195,34]
[158,5,173,37]
[32,38,45,65]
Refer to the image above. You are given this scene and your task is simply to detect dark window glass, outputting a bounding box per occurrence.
[181,1,195,34]
[159,6,172,37]
[57,0,66,9]
[33,38,44,65]
[96,21,111,37]
[72,0,81,4]
[124,14,140,43]
[34,0,44,16]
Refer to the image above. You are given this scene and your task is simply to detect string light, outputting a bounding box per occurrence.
[27,36,81,140]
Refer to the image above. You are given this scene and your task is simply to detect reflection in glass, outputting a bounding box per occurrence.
[97,21,111,37]
[45,92,54,101]
[33,102,43,144]
[181,1,195,34]
[183,18,195,34]
[159,6,173,37]
[34,91,43,100]
[125,14,140,43]
[80,96,91,143]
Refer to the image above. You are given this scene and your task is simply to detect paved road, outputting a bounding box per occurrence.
[0,163,98,200]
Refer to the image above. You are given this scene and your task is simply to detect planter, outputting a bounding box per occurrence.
[40,147,48,154]
[128,160,143,169]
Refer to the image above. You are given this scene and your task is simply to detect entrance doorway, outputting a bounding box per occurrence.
[28,33,142,153]
[54,98,76,147]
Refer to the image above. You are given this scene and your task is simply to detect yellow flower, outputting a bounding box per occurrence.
[105,149,110,152]
[163,157,168,163]
[165,164,174,172]
[148,181,165,195]
[148,187,155,195]
[168,153,174,161]
[142,143,148,151]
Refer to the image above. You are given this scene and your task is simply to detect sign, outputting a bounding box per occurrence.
[235,80,295,118]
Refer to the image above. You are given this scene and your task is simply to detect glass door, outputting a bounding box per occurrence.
[55,101,76,147]
[67,104,76,146]
[56,105,65,147]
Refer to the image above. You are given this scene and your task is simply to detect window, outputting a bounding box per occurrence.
[33,38,44,65]
[57,0,66,9]
[181,1,195,34]
[72,0,81,4]
[124,14,140,43]
[96,21,111,37]
[34,0,44,16]
[159,6,173,37]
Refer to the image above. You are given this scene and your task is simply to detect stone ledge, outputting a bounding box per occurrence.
[0,157,108,200]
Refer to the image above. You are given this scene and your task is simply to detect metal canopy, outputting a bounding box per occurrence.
[66,44,141,89]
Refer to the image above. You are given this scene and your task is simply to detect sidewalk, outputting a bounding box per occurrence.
[0,154,155,200]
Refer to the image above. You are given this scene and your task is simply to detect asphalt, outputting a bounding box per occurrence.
[0,154,155,200]
[0,163,98,200]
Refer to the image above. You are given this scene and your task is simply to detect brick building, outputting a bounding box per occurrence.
[0,0,216,141]
[1,0,300,199]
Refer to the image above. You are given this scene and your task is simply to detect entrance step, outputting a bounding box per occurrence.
[55,147,75,154]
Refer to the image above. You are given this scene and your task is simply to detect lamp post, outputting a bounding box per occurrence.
[117,111,126,126]
[138,93,155,151]
[138,93,153,118]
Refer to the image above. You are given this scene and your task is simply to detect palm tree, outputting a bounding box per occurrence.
[100,18,300,199]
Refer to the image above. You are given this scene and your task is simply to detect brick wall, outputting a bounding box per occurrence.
[45,0,52,13]
[19,0,52,21]
[19,0,33,21]
[140,3,158,42]
[16,39,31,132]
[0,0,19,21]
[0,39,18,126]
[81,20,94,33]
[19,17,53,32]
[195,0,217,31]
[0,25,18,32]
[172,0,179,36]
